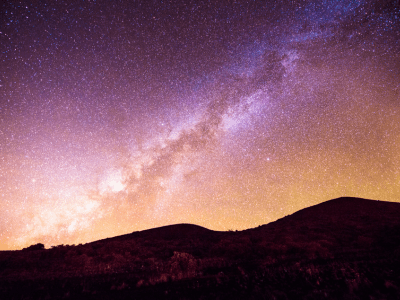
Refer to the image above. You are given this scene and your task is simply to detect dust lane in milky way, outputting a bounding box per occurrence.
[0,0,399,249]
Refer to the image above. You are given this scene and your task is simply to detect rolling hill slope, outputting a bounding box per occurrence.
[1,197,399,299]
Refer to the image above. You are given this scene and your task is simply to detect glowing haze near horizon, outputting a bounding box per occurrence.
[1,0,399,250]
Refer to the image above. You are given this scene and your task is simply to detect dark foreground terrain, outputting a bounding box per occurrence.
[1,197,400,299]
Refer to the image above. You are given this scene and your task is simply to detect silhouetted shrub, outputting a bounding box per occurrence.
[23,243,45,251]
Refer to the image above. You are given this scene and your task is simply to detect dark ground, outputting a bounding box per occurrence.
[1,197,400,299]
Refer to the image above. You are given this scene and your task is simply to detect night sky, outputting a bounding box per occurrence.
[1,0,399,250]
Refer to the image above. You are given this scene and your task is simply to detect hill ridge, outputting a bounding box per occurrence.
[90,197,400,244]
[1,197,400,299]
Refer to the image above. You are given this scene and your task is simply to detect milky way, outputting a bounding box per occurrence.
[1,0,399,250]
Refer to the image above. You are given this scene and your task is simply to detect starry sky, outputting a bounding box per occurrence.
[1,0,399,250]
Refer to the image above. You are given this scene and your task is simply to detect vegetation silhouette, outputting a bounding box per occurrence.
[1,197,400,299]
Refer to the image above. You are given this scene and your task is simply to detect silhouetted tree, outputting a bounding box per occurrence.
[23,243,45,251]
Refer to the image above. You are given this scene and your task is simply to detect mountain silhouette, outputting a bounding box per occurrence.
[96,223,218,243]
[1,197,399,299]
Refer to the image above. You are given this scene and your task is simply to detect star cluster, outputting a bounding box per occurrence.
[1,0,399,249]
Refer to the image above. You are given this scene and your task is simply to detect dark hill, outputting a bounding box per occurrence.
[92,223,220,244]
[1,197,400,300]
[277,196,400,223]
[253,197,400,250]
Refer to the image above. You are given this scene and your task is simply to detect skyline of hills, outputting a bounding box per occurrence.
[1,196,400,299]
